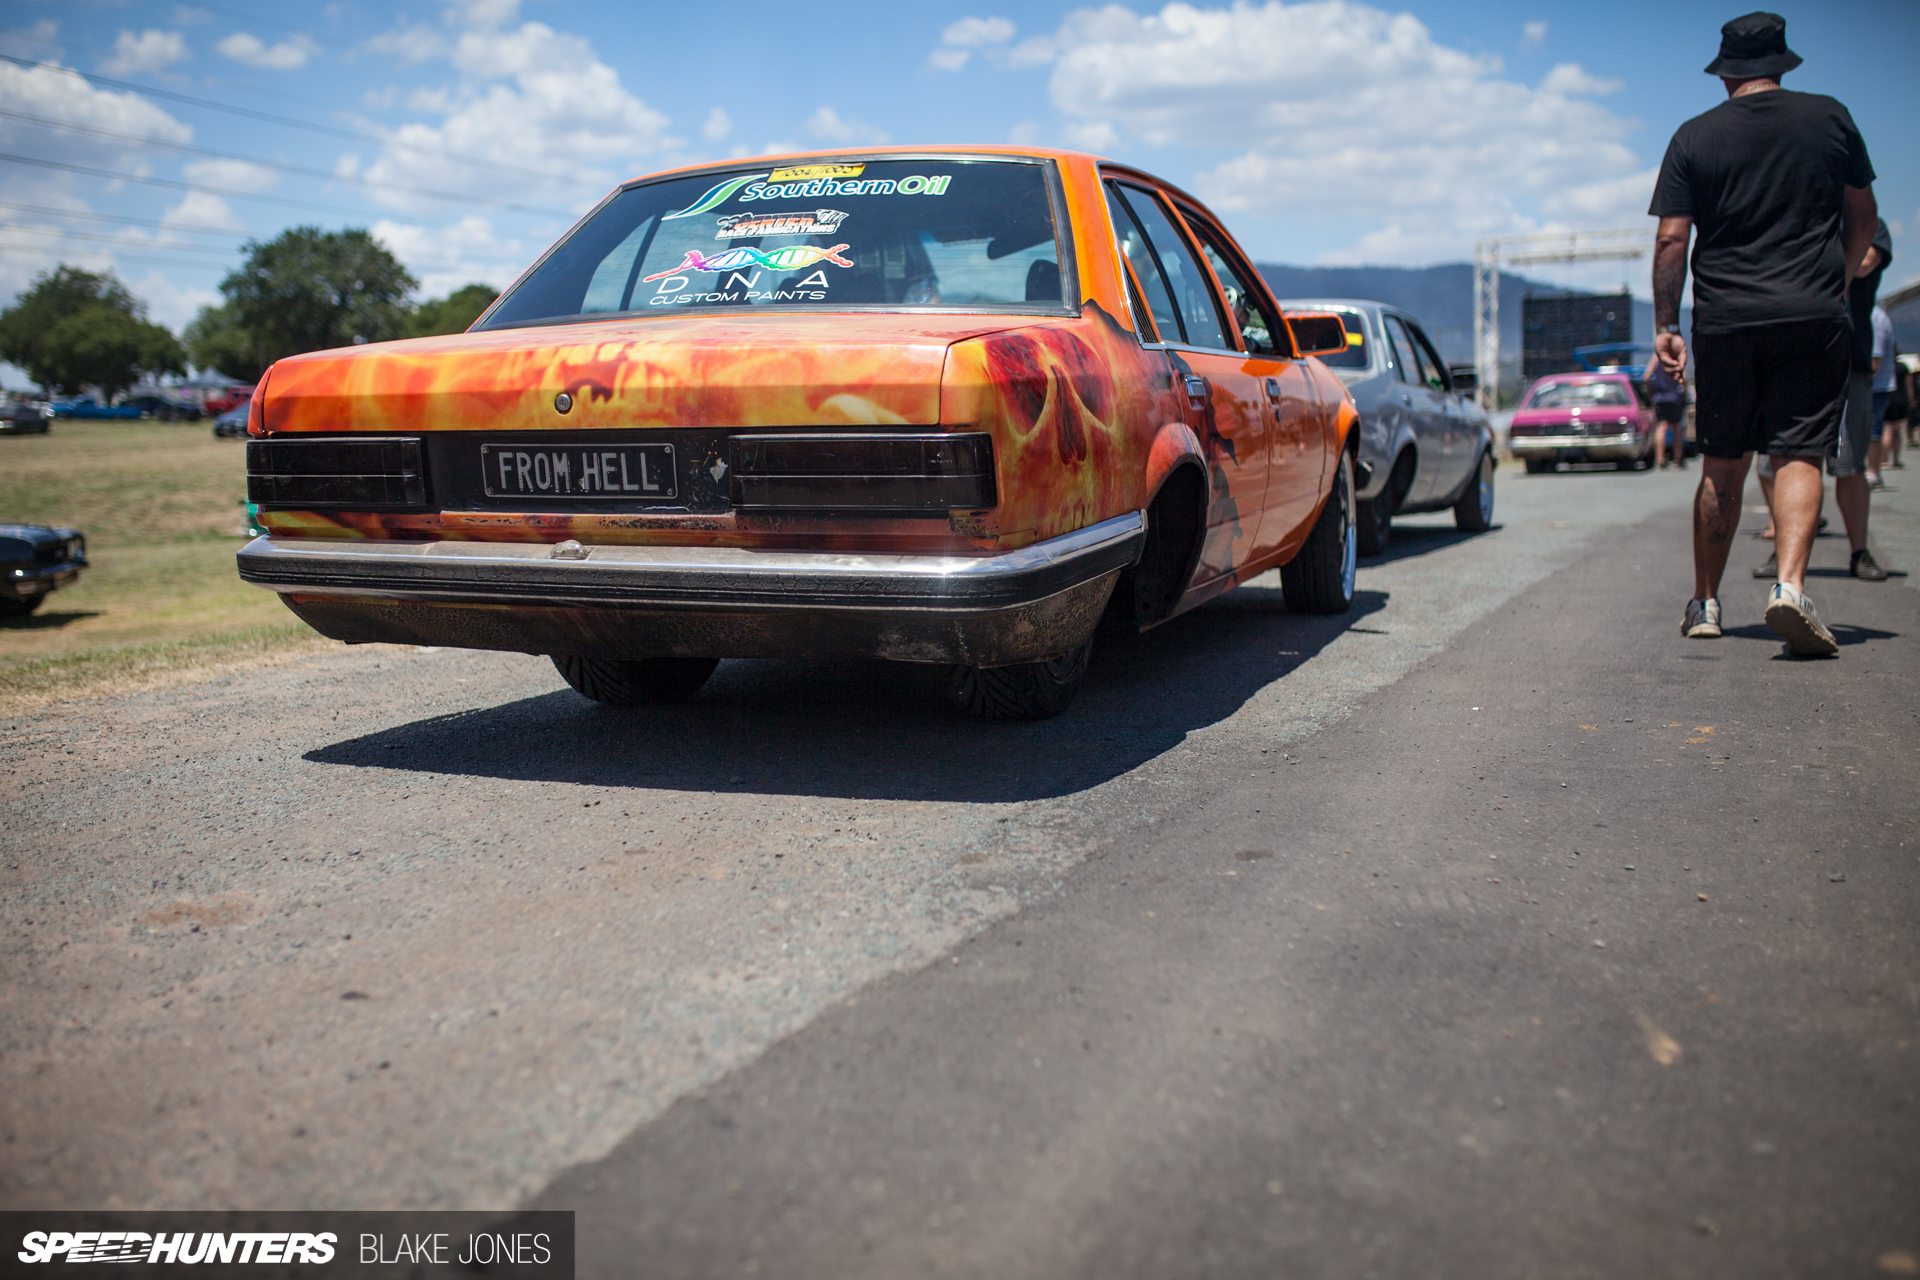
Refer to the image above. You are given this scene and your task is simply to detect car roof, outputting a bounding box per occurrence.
[1273,298,1390,314]
[0,523,73,540]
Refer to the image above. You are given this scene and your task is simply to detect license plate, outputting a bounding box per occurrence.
[481,443,677,500]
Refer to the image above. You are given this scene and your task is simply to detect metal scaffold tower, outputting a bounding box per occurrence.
[1473,228,1656,412]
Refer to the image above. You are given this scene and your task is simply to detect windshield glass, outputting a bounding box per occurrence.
[480,159,1063,327]
[1525,379,1633,408]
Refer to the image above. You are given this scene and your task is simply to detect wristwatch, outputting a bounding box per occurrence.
[1658,324,1682,336]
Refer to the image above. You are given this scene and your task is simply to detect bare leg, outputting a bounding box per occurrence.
[1835,472,1869,554]
[1757,467,1776,538]
[1886,421,1902,468]
[1693,453,1752,600]
[1771,456,1824,593]
[1654,423,1668,467]
[1866,436,1883,482]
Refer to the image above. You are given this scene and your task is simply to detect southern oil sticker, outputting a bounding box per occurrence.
[662,171,951,218]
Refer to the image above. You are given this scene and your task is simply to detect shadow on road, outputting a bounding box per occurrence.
[1,609,99,630]
[302,588,1387,803]
[1362,524,1493,567]
[1720,622,1899,649]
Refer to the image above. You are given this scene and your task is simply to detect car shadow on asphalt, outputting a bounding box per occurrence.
[302,588,1388,802]
[1361,525,1493,567]
[0,609,99,630]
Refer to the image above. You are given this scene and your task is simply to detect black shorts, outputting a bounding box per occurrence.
[1654,401,1685,425]
[1693,318,1848,459]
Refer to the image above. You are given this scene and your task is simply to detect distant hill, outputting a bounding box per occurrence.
[1257,262,1667,369]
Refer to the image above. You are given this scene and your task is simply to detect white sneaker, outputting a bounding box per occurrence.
[1682,598,1722,639]
[1763,583,1839,657]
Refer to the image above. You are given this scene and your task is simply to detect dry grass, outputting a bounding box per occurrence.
[0,420,337,711]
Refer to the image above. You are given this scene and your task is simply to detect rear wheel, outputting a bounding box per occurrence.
[1454,450,1495,531]
[551,654,718,706]
[1282,451,1356,615]
[947,643,1090,720]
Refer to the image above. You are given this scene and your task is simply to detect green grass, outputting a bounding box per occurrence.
[0,420,335,708]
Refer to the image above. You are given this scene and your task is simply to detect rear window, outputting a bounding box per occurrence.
[1308,310,1370,369]
[481,159,1064,327]
[1525,379,1633,408]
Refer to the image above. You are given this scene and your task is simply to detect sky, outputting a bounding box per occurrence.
[1,0,1915,379]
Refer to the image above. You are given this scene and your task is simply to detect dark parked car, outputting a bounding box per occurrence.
[212,405,250,438]
[1276,298,1496,553]
[0,523,87,616]
[121,394,202,421]
[2,401,51,435]
[48,395,141,420]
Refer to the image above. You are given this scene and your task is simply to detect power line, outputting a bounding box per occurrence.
[0,224,238,255]
[0,107,576,216]
[0,200,250,237]
[0,151,432,219]
[0,51,608,190]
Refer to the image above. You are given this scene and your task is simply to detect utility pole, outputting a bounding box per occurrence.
[1472,229,1656,413]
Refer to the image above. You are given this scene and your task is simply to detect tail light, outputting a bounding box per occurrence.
[247,438,428,508]
[729,433,995,513]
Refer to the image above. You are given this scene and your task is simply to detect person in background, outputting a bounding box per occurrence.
[1864,302,1896,485]
[1653,12,1877,654]
[1822,222,1892,579]
[1644,350,1689,469]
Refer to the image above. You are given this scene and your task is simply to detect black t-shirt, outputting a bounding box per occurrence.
[1649,89,1875,333]
[1847,218,1894,370]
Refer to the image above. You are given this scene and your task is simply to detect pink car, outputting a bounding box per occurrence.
[1508,372,1655,473]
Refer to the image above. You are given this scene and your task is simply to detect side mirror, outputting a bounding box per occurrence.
[1285,312,1350,359]
[1448,365,1477,394]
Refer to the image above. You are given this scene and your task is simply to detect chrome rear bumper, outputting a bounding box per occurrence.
[237,512,1146,666]
[1509,432,1642,459]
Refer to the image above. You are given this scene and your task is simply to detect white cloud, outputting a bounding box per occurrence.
[183,157,278,193]
[1539,63,1621,96]
[930,15,1024,70]
[370,215,529,297]
[804,106,889,146]
[215,31,319,70]
[1521,20,1547,50]
[101,29,191,75]
[702,107,732,142]
[161,190,245,233]
[1035,0,1645,263]
[944,16,1018,46]
[130,270,220,331]
[360,12,674,213]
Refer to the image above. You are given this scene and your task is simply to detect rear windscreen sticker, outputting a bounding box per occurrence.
[662,173,768,219]
[715,209,849,240]
[643,243,853,283]
[768,163,865,183]
[737,175,951,201]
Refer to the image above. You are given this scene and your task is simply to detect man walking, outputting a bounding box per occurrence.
[1642,350,1688,469]
[1652,11,1877,656]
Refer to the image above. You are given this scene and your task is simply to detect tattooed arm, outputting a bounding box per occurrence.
[1653,216,1691,379]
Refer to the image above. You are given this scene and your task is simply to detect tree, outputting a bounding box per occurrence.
[403,283,499,338]
[219,227,417,365]
[183,304,267,383]
[0,265,185,396]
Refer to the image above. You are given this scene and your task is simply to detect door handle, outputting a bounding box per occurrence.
[1183,375,1209,399]
[1264,377,1281,396]
[1400,393,1411,405]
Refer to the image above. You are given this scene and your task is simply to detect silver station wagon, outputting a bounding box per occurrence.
[1277,299,1495,554]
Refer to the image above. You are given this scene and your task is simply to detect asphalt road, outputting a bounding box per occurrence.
[4,461,1917,1276]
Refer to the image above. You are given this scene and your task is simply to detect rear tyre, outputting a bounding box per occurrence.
[947,643,1090,720]
[1523,457,1554,475]
[1282,451,1356,615]
[552,654,718,706]
[1454,450,1495,531]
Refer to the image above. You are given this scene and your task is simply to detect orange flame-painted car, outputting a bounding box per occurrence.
[238,146,1361,718]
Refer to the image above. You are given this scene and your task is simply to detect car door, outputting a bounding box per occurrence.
[1180,211,1327,557]
[1105,179,1271,582]
[1401,316,1477,500]
[1381,313,1451,505]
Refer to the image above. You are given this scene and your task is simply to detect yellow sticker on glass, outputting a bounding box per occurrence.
[768,164,866,183]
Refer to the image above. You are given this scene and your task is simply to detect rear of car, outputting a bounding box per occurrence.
[236,148,1354,717]
[1508,373,1655,472]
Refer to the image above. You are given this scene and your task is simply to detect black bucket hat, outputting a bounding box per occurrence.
[1705,11,1803,78]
